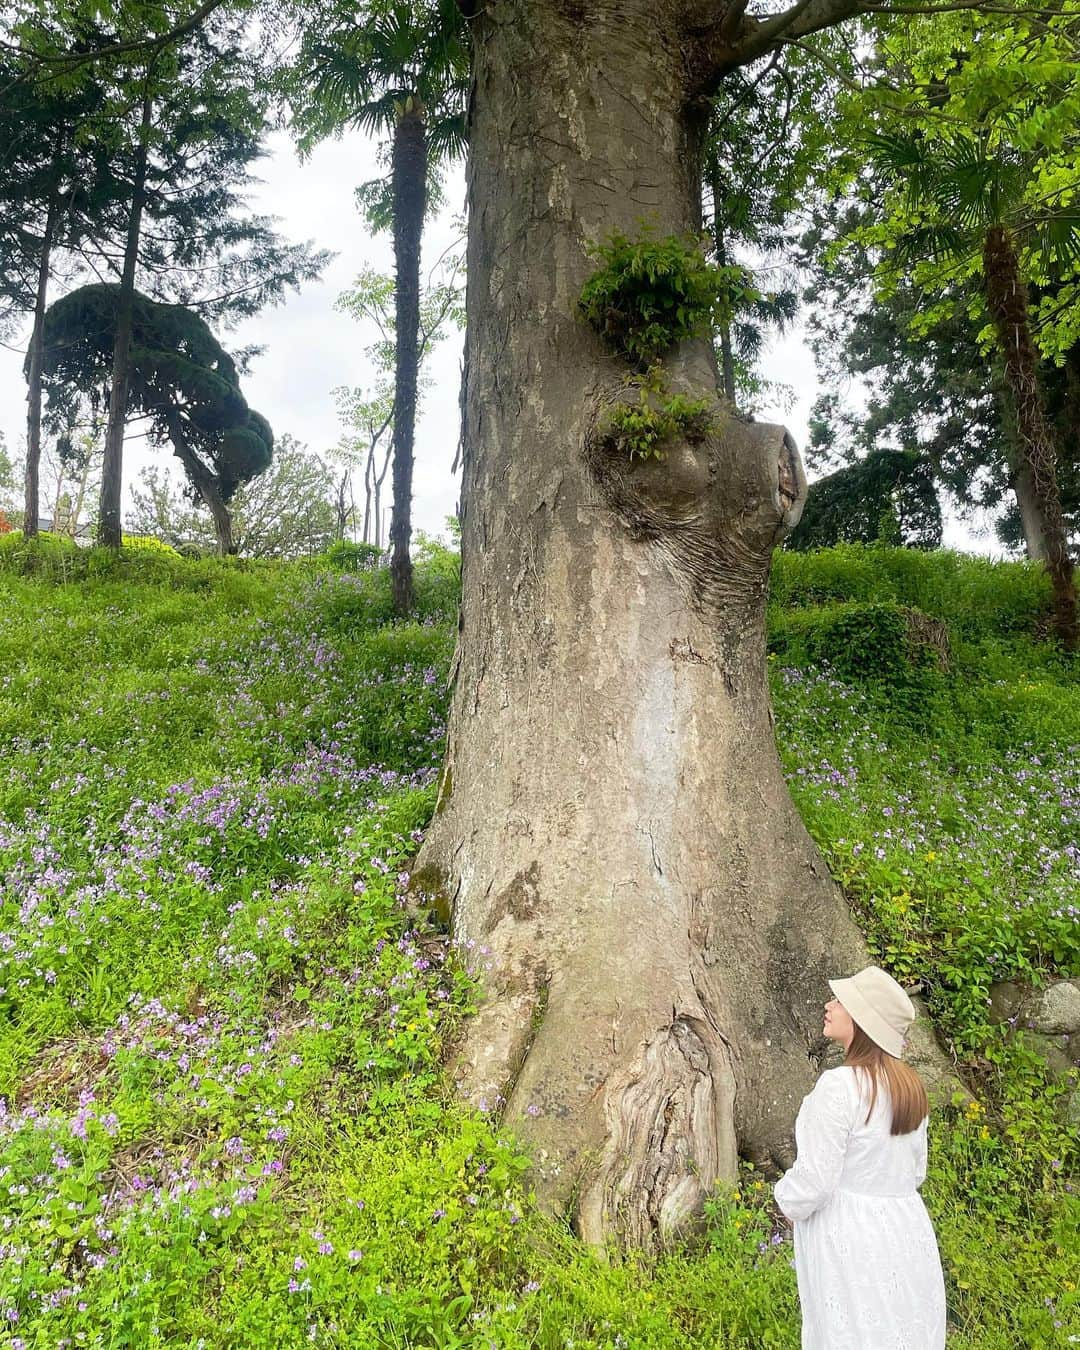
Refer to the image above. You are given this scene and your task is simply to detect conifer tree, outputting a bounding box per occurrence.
[40,282,272,554]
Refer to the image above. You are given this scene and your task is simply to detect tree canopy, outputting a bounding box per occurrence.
[39,282,272,551]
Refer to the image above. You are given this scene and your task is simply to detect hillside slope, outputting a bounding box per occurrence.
[0,534,1075,1347]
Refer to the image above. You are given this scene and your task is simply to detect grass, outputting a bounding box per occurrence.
[0,534,1076,1347]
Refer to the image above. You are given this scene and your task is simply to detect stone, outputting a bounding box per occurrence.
[1028,980,1080,1036]
[1022,1031,1075,1079]
[987,980,1024,1025]
[908,995,971,1107]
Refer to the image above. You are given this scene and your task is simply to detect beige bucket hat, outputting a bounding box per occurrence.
[829,965,916,1058]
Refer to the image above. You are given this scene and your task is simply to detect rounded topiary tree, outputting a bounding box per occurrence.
[38,283,273,554]
[788,448,943,552]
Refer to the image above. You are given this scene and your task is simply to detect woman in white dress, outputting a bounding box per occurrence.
[774,965,947,1350]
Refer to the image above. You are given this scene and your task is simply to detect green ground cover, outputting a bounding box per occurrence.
[0,534,1076,1347]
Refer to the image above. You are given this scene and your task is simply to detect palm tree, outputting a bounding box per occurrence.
[294,0,468,615]
[870,130,1080,648]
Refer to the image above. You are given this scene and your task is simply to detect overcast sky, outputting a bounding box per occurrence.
[0,126,998,552]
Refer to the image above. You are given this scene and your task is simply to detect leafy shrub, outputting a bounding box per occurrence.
[323,538,382,571]
[770,543,1051,639]
[604,365,715,461]
[121,533,181,556]
[579,228,753,365]
[412,533,461,621]
[768,602,949,730]
[0,528,83,579]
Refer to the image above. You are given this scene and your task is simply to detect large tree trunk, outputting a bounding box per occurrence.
[23,189,61,540]
[389,101,427,616]
[98,86,153,550]
[413,2,953,1250]
[983,224,1077,646]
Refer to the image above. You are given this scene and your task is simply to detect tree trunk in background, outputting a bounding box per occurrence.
[178,453,235,556]
[335,470,350,541]
[165,409,235,555]
[389,102,427,615]
[983,224,1078,647]
[98,85,153,550]
[1012,462,1050,562]
[375,433,392,548]
[412,1,955,1250]
[23,188,61,538]
[708,188,738,403]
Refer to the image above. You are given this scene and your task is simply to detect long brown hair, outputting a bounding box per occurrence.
[844,1026,928,1135]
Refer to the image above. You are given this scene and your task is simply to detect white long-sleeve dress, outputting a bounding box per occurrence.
[773,1065,946,1350]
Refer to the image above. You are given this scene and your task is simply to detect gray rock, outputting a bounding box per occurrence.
[908,994,970,1106]
[1022,1031,1076,1079]
[987,980,1024,1025]
[1028,980,1080,1036]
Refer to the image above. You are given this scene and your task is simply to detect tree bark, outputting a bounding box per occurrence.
[412,1,955,1250]
[24,187,62,540]
[389,102,427,615]
[164,408,236,555]
[98,84,153,550]
[983,224,1077,647]
[335,469,350,541]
